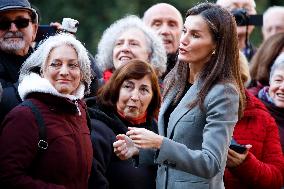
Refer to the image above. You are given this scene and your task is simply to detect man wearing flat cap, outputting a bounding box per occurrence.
[0,0,38,123]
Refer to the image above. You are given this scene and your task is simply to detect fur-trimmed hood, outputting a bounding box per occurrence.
[18,73,85,101]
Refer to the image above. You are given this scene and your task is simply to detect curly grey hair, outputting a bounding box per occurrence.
[19,33,92,94]
[96,15,167,76]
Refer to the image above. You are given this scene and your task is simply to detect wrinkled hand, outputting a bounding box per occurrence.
[113,134,139,160]
[126,127,163,149]
[226,144,252,168]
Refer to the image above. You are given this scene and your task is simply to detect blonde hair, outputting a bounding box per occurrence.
[239,51,251,86]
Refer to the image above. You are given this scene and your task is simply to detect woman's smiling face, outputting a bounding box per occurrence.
[112,28,150,69]
[269,68,284,108]
[43,44,81,95]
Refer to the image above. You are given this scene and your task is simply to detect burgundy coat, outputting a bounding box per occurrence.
[224,91,284,189]
[0,93,93,189]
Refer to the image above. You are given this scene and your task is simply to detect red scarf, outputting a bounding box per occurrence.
[103,69,113,82]
[117,110,147,125]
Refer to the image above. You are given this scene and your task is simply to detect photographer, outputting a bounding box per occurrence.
[216,0,257,60]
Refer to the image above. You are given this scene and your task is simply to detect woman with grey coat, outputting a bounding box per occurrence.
[113,3,246,189]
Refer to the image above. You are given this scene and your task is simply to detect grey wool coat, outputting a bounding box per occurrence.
[155,81,239,189]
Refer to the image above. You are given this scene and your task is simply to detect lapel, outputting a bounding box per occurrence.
[158,89,177,136]
[167,82,200,138]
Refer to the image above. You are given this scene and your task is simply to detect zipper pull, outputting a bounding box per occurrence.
[75,100,81,116]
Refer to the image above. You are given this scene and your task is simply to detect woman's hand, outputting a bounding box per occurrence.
[126,127,163,149]
[113,134,139,160]
[226,144,252,168]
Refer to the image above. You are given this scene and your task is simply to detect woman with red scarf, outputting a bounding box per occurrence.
[86,60,161,189]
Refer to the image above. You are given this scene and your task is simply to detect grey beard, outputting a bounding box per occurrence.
[0,32,26,53]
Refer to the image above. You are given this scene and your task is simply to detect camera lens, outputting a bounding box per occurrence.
[231,8,249,26]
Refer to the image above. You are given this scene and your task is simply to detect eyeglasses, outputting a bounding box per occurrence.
[0,18,32,30]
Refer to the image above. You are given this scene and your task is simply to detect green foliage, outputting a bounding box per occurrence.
[30,0,284,54]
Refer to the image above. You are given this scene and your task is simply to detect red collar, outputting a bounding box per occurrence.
[103,69,113,82]
[117,110,147,125]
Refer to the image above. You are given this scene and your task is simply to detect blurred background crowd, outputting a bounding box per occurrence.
[30,0,283,54]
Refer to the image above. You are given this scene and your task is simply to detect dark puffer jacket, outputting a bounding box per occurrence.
[0,50,33,123]
[86,97,157,189]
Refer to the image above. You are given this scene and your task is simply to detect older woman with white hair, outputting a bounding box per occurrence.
[258,53,284,152]
[0,33,93,189]
[96,15,167,82]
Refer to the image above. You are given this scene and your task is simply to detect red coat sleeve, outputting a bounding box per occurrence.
[229,116,284,189]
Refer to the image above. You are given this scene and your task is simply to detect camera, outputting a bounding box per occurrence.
[61,18,79,34]
[231,8,263,26]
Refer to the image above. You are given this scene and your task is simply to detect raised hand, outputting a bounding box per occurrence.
[126,127,163,149]
[113,134,139,160]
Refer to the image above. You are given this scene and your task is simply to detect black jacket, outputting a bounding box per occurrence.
[86,97,157,189]
[0,49,32,123]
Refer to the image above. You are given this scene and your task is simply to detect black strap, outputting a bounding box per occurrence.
[21,100,48,151]
[85,109,92,131]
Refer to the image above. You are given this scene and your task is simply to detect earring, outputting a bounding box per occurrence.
[212,50,216,55]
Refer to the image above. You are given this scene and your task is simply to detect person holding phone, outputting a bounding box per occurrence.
[224,51,284,189]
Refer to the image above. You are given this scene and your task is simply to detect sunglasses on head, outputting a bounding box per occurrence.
[0,18,32,30]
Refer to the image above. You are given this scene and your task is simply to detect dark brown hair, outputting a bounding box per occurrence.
[250,32,284,86]
[97,59,161,118]
[163,3,245,118]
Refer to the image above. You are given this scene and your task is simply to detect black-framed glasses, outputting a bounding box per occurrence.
[0,18,32,30]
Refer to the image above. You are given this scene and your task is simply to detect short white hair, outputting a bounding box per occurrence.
[20,33,92,94]
[216,0,256,8]
[270,53,284,82]
[264,6,284,21]
[95,15,167,76]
